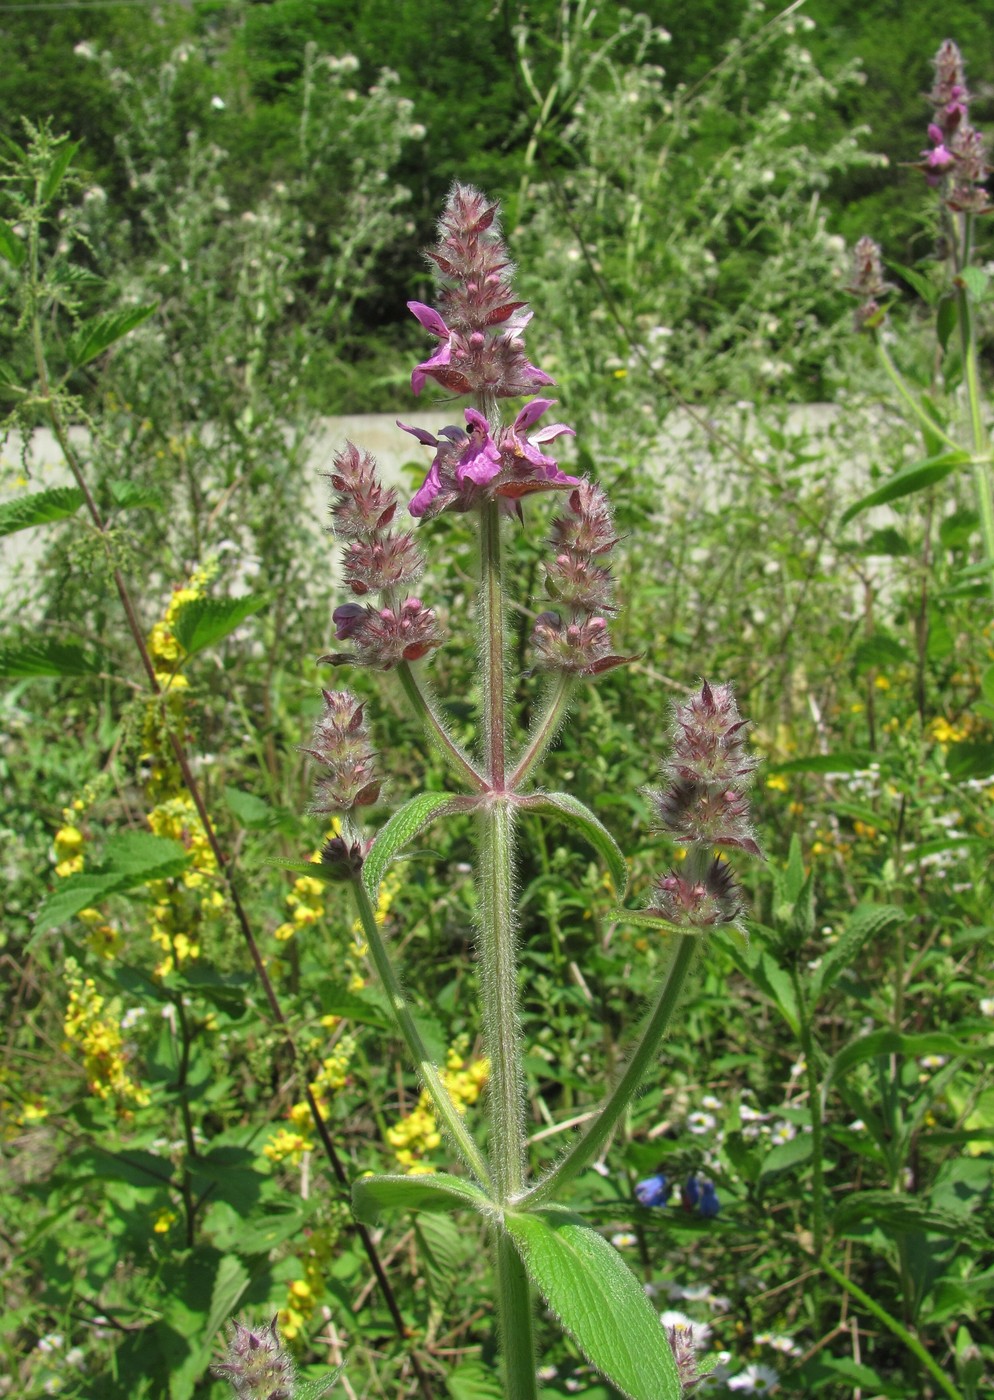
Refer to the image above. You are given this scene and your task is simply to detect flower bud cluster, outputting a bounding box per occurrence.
[326,442,441,669]
[919,40,991,215]
[303,689,381,813]
[531,481,632,677]
[845,236,892,332]
[213,1318,295,1400]
[645,680,760,930]
[408,183,554,400]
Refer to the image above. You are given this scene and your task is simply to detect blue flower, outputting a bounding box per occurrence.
[635,1174,668,1207]
[699,1180,721,1218]
[681,1173,700,1212]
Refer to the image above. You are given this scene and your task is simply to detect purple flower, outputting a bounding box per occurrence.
[635,1173,668,1207]
[681,1173,700,1212]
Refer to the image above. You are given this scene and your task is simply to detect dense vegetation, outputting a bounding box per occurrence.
[1,3,992,1399]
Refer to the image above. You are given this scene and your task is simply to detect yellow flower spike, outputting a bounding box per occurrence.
[153,1208,177,1234]
[765,774,789,793]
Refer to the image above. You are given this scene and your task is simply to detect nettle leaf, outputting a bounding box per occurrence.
[204,1254,251,1341]
[840,450,970,526]
[0,217,27,268]
[108,479,164,511]
[505,1207,680,1400]
[832,1190,991,1243]
[352,1172,492,1224]
[811,904,903,1005]
[32,833,188,940]
[0,487,85,537]
[828,1031,987,1089]
[759,1133,814,1182]
[296,1372,345,1400]
[0,639,105,679]
[68,304,157,368]
[40,139,80,203]
[960,266,990,303]
[361,791,465,897]
[172,592,270,657]
[519,791,628,899]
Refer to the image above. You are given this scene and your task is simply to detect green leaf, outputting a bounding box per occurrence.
[0,639,104,678]
[610,908,707,935]
[852,632,910,673]
[0,487,84,537]
[414,1212,465,1305]
[32,834,188,939]
[505,1207,680,1400]
[832,1189,991,1244]
[937,294,958,352]
[828,1031,980,1087]
[811,904,903,1005]
[840,450,971,526]
[204,1254,251,1341]
[225,786,276,829]
[361,791,461,897]
[887,260,938,306]
[172,592,270,657]
[939,508,978,550]
[108,480,164,512]
[960,266,990,303]
[351,1172,492,1224]
[445,1360,505,1400]
[519,791,628,899]
[759,1133,814,1182]
[296,1372,345,1400]
[982,665,994,706]
[40,139,80,203]
[0,218,27,268]
[68,304,157,368]
[945,741,994,781]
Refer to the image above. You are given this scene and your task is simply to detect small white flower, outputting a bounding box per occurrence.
[701,1094,723,1111]
[210,95,226,110]
[73,41,95,59]
[980,997,994,1017]
[64,1348,86,1368]
[918,1054,948,1071]
[536,1365,558,1382]
[770,1121,796,1146]
[756,1332,801,1356]
[728,1362,780,1392]
[687,1111,717,1135]
[37,1334,64,1355]
[611,1232,638,1248]
[660,1310,712,1350]
[849,1119,866,1133]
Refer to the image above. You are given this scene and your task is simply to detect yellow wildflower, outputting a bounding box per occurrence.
[765,774,789,793]
[63,961,149,1111]
[263,1128,313,1165]
[153,1208,177,1234]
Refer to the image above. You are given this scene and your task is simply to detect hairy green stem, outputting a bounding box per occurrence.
[521,932,697,1209]
[818,1254,964,1400]
[509,674,574,789]
[495,1232,538,1400]
[477,497,536,1396]
[396,661,487,792]
[350,876,494,1190]
[875,340,961,454]
[954,222,994,607]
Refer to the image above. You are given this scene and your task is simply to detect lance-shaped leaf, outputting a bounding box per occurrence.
[505,1207,680,1400]
[0,219,27,268]
[518,791,628,899]
[826,1030,990,1093]
[172,593,270,658]
[0,639,105,679]
[361,791,473,897]
[352,1172,492,1224]
[68,304,157,368]
[41,139,80,203]
[811,903,903,1005]
[840,450,971,526]
[0,487,85,537]
[832,1189,991,1244]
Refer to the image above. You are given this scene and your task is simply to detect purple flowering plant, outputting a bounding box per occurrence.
[844,39,994,607]
[307,185,762,1399]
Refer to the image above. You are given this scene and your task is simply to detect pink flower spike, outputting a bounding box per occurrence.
[513,398,556,433]
[409,462,444,518]
[411,340,454,396]
[407,301,450,338]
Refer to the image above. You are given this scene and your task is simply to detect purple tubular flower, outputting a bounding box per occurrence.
[323,598,443,671]
[401,401,577,520]
[681,1174,700,1212]
[635,1174,668,1207]
[407,183,555,399]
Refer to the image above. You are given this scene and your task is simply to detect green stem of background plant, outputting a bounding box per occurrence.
[521,930,697,1209]
[790,964,826,1258]
[349,874,493,1190]
[818,1253,965,1400]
